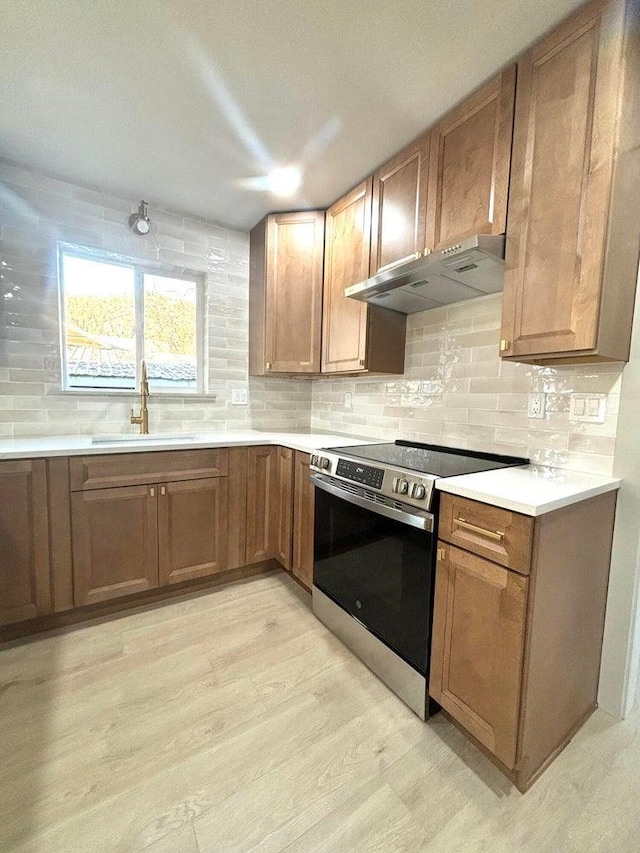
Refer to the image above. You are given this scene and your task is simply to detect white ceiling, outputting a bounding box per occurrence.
[0,0,585,231]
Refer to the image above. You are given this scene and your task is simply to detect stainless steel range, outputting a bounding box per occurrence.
[310,441,527,720]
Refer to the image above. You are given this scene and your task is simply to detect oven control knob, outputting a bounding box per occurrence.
[413,483,426,500]
[310,454,318,467]
[395,478,409,495]
[319,456,330,470]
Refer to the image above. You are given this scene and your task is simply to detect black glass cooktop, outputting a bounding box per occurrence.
[327,441,528,478]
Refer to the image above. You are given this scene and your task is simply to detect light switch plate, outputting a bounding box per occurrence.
[570,393,606,423]
[231,388,248,405]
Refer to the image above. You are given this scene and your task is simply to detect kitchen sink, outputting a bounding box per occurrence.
[90,433,202,445]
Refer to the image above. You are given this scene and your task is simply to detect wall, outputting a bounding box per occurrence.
[311,294,623,476]
[598,264,640,717]
[0,160,310,436]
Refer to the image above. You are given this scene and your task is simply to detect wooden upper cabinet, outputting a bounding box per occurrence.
[322,179,373,373]
[430,544,528,770]
[370,132,430,275]
[426,66,516,251]
[0,460,52,626]
[249,210,325,375]
[501,0,640,363]
[322,178,406,374]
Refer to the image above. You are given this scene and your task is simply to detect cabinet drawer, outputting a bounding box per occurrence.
[70,449,229,491]
[438,493,533,575]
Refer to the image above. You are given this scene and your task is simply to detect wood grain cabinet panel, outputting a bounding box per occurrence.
[70,449,228,491]
[370,133,430,275]
[426,67,515,251]
[71,484,159,606]
[292,451,314,590]
[430,490,617,791]
[438,493,534,575]
[275,447,294,570]
[322,179,373,373]
[245,446,278,564]
[430,544,528,770]
[250,210,325,375]
[501,0,640,363]
[158,478,229,585]
[0,460,52,626]
[322,179,406,375]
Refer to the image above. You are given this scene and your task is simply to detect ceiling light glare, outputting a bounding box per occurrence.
[267,166,301,197]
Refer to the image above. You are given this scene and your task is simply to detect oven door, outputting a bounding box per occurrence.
[312,475,436,676]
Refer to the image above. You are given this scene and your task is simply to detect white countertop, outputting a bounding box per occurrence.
[0,431,372,460]
[0,432,620,515]
[435,465,621,516]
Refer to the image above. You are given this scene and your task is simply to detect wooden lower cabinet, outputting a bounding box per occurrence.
[292,452,314,590]
[0,460,52,626]
[158,478,229,585]
[71,484,159,606]
[245,446,278,564]
[430,545,528,769]
[275,448,294,569]
[72,475,231,605]
[430,491,617,791]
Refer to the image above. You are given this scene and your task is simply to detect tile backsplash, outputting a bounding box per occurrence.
[311,295,622,476]
[0,160,310,436]
[0,160,624,475]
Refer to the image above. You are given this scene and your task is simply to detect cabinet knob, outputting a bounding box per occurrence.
[266,362,272,370]
[149,487,155,498]
[500,339,510,353]
[424,247,432,256]
[160,485,166,496]
[437,547,446,562]
[359,359,365,367]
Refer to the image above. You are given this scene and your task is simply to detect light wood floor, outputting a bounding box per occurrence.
[1,570,639,853]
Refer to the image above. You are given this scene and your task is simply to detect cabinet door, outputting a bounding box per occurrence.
[426,67,515,251]
[245,446,278,564]
[71,485,159,606]
[158,478,229,585]
[370,133,430,275]
[321,179,373,373]
[0,460,51,626]
[265,211,325,373]
[275,447,294,570]
[292,452,314,590]
[430,544,528,769]
[500,0,624,359]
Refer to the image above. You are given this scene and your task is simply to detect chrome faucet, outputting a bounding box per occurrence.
[130,359,150,434]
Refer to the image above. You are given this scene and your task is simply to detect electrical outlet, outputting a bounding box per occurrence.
[344,392,353,410]
[527,393,546,419]
[231,388,248,405]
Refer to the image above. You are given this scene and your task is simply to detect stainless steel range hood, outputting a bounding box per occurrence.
[344,235,506,314]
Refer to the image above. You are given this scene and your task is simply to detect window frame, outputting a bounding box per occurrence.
[57,242,205,395]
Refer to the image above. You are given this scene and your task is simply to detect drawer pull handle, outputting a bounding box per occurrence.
[454,517,505,542]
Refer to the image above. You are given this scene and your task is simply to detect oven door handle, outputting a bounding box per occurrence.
[311,475,434,532]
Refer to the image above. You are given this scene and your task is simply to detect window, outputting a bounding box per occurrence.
[58,245,202,393]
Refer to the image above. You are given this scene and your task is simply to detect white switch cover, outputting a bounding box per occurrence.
[570,393,606,423]
[344,392,353,410]
[231,388,248,405]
